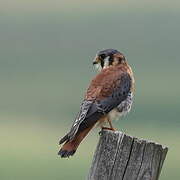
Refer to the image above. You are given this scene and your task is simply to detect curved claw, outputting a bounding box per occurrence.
[99,130,103,136]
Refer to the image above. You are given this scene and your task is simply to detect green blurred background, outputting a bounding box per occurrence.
[0,0,180,179]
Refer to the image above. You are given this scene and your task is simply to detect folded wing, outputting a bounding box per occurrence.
[59,71,132,144]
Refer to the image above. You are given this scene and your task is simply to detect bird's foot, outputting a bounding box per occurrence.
[102,127,116,131]
[99,127,116,135]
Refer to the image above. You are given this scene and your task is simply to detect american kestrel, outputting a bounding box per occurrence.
[58,49,135,158]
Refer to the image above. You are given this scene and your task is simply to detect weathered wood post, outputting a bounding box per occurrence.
[88,130,168,180]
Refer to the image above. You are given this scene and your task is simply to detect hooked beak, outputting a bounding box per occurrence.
[93,56,100,65]
[93,61,98,65]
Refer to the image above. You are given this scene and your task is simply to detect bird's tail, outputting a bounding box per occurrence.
[58,124,94,158]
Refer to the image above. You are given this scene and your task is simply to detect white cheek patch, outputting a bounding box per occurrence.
[93,55,110,71]
[103,56,110,68]
[94,63,102,71]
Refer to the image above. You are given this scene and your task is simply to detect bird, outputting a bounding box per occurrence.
[58,49,135,158]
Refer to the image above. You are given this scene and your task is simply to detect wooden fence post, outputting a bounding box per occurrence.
[87,130,168,180]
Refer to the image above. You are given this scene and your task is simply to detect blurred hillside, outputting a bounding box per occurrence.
[0,0,180,179]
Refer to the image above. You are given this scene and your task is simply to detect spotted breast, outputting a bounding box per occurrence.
[108,92,133,121]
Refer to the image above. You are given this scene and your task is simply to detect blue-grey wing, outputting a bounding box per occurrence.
[95,72,132,113]
[59,72,132,144]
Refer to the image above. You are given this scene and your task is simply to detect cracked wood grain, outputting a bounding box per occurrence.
[87,130,168,180]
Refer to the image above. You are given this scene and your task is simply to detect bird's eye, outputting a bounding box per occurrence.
[100,54,106,59]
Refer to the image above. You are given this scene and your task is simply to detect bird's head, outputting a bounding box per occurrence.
[93,49,127,71]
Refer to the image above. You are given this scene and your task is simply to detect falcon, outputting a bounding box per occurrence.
[58,49,135,158]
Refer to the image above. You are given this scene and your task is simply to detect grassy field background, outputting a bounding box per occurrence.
[0,0,180,179]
